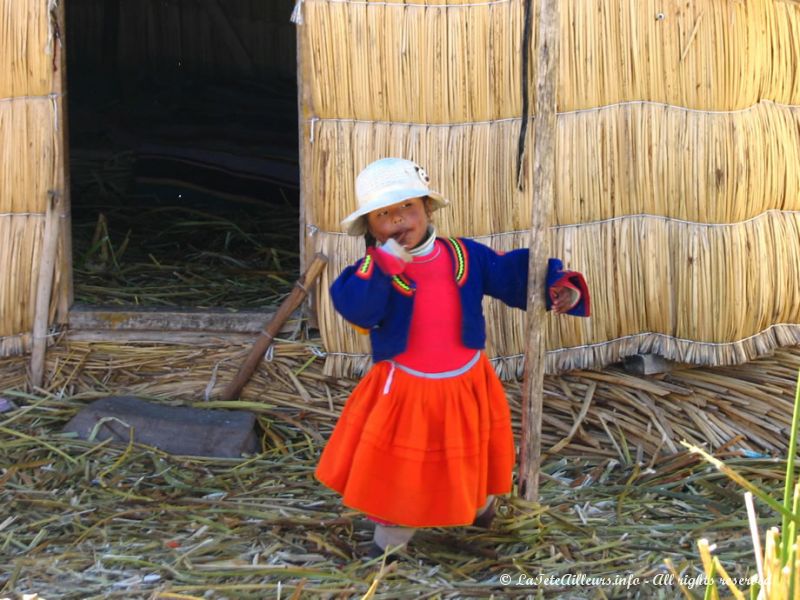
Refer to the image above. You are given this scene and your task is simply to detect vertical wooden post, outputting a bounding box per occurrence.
[31,193,64,389]
[293,3,321,327]
[519,0,560,501]
[52,0,74,325]
[294,2,312,274]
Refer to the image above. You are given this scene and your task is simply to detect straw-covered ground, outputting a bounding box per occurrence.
[2,334,798,599]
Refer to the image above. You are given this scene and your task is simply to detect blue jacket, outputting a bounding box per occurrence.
[330,237,589,363]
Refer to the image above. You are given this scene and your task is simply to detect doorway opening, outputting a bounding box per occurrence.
[66,0,299,312]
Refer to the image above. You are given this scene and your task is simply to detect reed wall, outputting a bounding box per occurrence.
[297,0,800,375]
[0,0,69,357]
[302,0,800,122]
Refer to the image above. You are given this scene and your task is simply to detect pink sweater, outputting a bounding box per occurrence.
[391,240,477,372]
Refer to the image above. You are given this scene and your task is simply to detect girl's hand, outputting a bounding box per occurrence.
[379,237,413,263]
[550,285,580,314]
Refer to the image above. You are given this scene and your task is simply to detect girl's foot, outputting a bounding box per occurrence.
[365,541,403,563]
[472,499,496,528]
[366,524,414,562]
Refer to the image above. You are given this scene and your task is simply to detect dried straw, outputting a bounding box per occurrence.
[2,338,799,597]
[71,203,298,309]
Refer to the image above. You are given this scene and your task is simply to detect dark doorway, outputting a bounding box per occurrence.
[66,0,299,309]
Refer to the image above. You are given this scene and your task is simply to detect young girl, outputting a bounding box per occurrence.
[315,158,589,558]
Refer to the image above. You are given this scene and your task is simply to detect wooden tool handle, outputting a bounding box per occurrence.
[220,253,329,401]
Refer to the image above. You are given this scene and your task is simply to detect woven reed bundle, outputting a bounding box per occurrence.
[302,0,799,121]
[0,90,63,357]
[557,101,800,226]
[303,0,523,122]
[0,215,63,357]
[305,104,800,236]
[0,101,59,213]
[307,119,527,236]
[313,211,800,376]
[559,0,770,111]
[0,0,53,97]
[765,0,800,105]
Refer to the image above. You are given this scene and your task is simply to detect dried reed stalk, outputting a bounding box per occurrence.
[560,0,772,112]
[300,0,800,376]
[3,337,799,460]
[556,102,800,227]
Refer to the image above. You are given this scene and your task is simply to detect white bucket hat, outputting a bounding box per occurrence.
[341,157,449,236]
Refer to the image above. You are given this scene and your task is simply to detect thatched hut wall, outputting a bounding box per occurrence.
[297,0,800,376]
[0,0,70,357]
[66,0,297,79]
[1,0,798,373]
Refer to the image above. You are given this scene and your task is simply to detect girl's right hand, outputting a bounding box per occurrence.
[378,238,413,263]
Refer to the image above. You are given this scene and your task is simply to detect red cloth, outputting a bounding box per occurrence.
[393,241,476,372]
[315,354,514,527]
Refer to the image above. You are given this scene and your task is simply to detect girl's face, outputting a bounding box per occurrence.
[366,196,431,249]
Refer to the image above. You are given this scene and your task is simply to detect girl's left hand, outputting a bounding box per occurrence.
[550,285,580,314]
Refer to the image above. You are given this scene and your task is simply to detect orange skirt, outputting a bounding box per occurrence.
[315,352,515,527]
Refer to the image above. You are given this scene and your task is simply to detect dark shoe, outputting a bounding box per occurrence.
[472,501,496,529]
[365,542,403,563]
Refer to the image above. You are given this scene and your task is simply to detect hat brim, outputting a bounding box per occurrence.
[341,190,448,236]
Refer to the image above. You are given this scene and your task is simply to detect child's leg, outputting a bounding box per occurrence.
[373,524,416,550]
[476,495,495,517]
[472,495,495,528]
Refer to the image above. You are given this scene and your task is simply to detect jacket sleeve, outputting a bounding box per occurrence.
[467,239,529,309]
[329,249,393,329]
[468,240,591,316]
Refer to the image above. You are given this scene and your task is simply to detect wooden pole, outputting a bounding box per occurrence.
[220,253,328,401]
[519,0,560,501]
[52,0,74,325]
[30,193,64,389]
